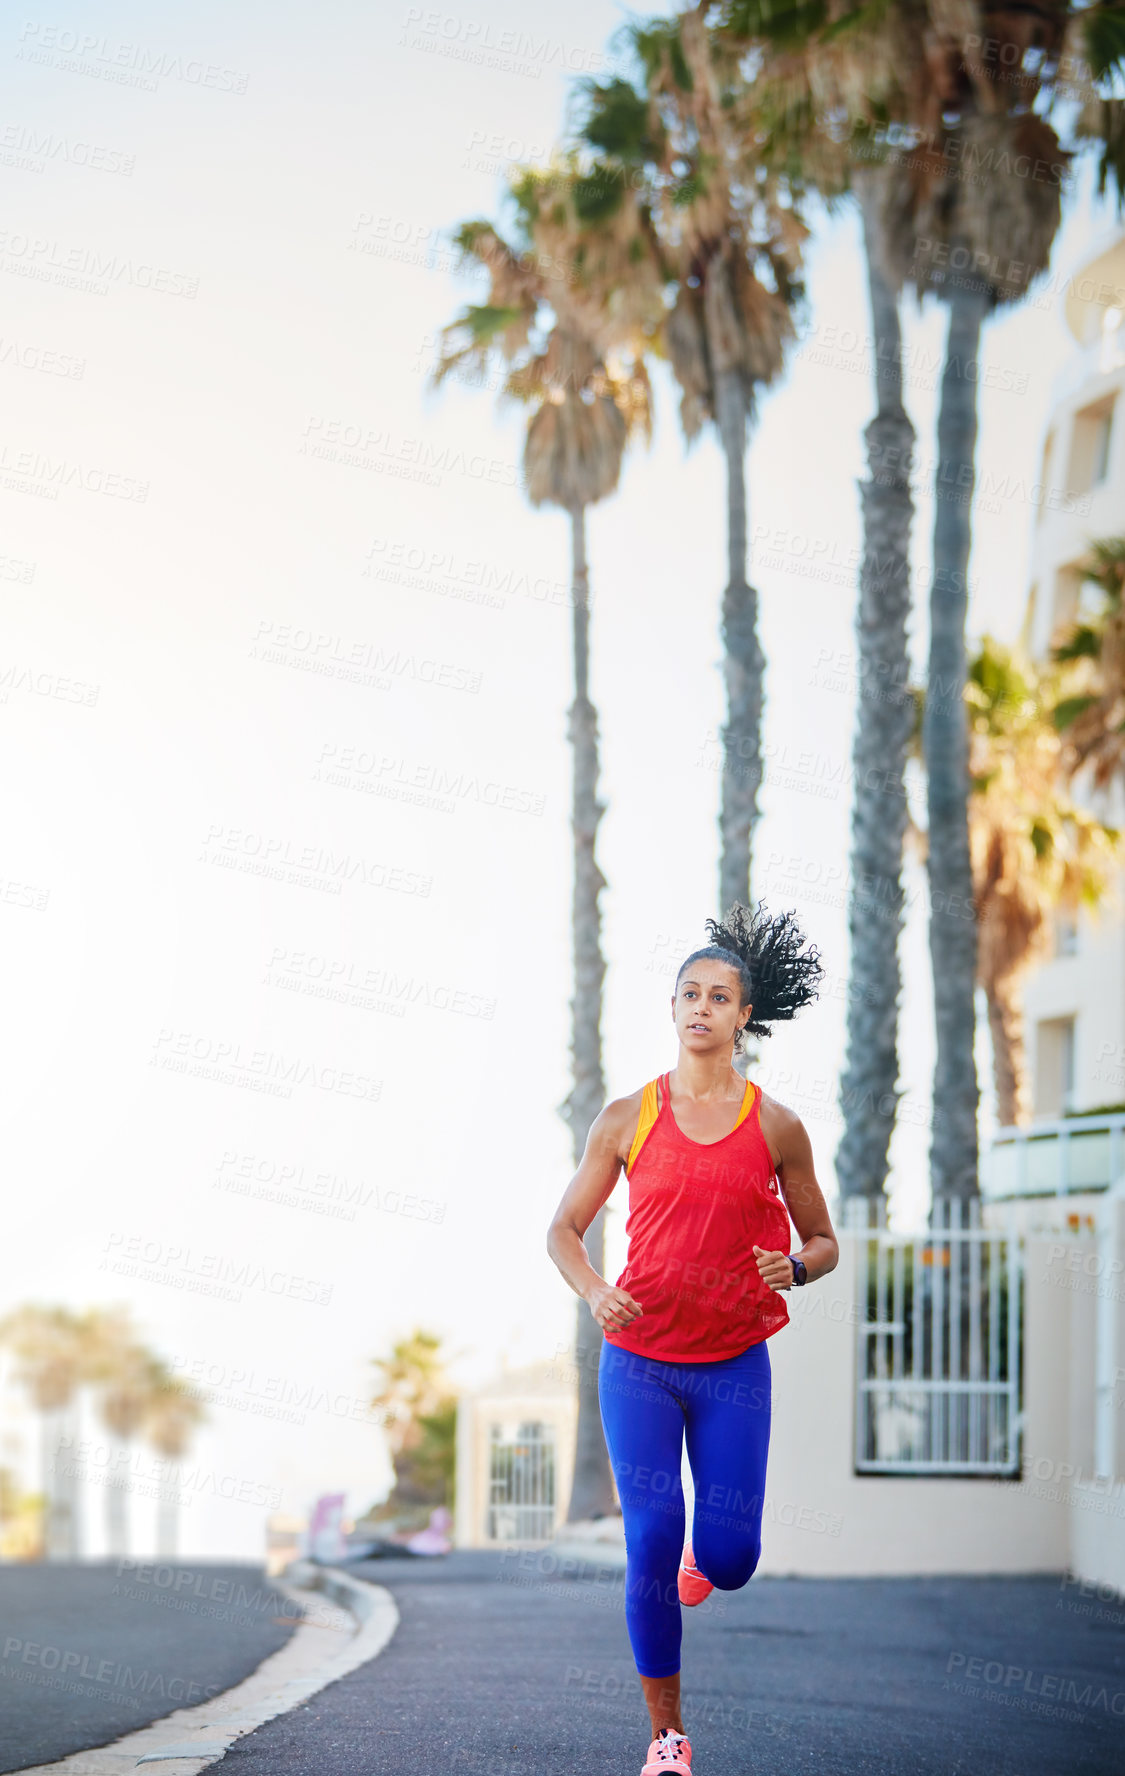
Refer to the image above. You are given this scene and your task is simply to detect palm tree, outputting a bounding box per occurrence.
[369,1330,450,1457]
[433,171,658,1521]
[83,1308,163,1558]
[1052,538,1125,787]
[369,1329,458,1526]
[878,3,1125,1201]
[144,1367,207,1557]
[712,0,931,1197]
[578,7,810,912]
[833,168,919,1203]
[968,637,1119,1125]
[868,22,1083,1200]
[0,1305,86,1558]
[714,4,1125,1202]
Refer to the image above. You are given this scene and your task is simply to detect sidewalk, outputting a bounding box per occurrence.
[0,1561,297,1773]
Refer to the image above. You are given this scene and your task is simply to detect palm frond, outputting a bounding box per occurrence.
[1071,94,1125,210]
[1081,6,1125,83]
[1053,625,1103,664]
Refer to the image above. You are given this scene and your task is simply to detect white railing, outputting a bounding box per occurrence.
[487,1420,556,1541]
[982,1111,1125,1200]
[849,1197,1023,1476]
[1048,326,1125,408]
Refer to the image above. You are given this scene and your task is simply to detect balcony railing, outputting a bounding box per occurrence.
[1049,326,1125,408]
[982,1111,1125,1200]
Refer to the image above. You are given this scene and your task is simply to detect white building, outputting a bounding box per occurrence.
[454,1353,579,1549]
[983,229,1125,1232]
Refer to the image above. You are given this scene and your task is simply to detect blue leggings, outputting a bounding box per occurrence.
[597,1337,772,1678]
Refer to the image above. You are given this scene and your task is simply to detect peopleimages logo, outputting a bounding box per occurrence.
[0,443,147,499]
[16,22,250,94]
[0,122,135,175]
[0,1634,224,1703]
[946,1650,1125,1716]
[0,231,198,296]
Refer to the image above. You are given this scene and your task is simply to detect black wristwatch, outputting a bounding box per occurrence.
[789,1256,808,1287]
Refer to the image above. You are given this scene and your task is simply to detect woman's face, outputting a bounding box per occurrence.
[671,959,749,1052]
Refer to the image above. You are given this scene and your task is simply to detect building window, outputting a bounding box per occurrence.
[1054,910,1079,957]
[1066,396,1115,493]
[1035,1016,1076,1119]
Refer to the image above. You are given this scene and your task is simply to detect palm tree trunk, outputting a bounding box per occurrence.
[42,1404,78,1560]
[156,1478,180,1557]
[714,363,763,915]
[926,276,988,1205]
[106,1444,129,1557]
[986,974,1030,1128]
[560,502,614,1522]
[836,168,916,1203]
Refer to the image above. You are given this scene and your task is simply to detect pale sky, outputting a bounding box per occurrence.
[0,0,1119,1555]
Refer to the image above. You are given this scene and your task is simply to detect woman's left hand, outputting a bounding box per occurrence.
[753,1244,794,1290]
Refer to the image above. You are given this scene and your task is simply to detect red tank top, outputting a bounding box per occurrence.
[603,1072,792,1362]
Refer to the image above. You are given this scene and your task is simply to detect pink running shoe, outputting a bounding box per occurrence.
[641,1726,693,1773]
[677,1540,713,1606]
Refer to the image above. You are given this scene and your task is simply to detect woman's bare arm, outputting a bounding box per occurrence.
[755,1095,839,1290]
[546,1095,646,1333]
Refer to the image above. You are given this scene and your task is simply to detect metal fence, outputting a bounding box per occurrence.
[850,1197,1024,1475]
[487,1419,556,1540]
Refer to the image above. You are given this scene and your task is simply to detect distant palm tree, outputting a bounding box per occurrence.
[369,1330,449,1457]
[579,6,809,911]
[144,1367,207,1557]
[0,1305,86,1558]
[369,1329,458,1524]
[434,172,657,1521]
[1052,538,1125,788]
[84,1309,162,1558]
[967,638,1119,1125]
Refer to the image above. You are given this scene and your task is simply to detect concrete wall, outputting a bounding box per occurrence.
[1067,1178,1125,1592]
[755,1231,1096,1578]
[1069,1485,1125,1597]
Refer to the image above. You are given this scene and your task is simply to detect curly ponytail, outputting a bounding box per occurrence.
[675,900,824,1046]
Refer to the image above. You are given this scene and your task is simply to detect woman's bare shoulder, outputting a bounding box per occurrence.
[756,1088,815,1164]
[594,1080,657,1159]
[756,1088,804,1135]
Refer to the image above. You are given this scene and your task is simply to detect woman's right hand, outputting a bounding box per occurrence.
[584,1279,644,1333]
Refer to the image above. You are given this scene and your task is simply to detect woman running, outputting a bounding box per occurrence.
[547,902,838,1775]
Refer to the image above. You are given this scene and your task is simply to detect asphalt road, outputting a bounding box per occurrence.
[207,1551,1124,1776]
[0,1560,297,1772]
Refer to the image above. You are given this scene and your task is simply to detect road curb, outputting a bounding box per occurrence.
[547,1516,628,1570]
[8,1564,399,1776]
[547,1539,628,1569]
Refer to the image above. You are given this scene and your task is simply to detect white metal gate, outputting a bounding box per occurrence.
[851,1197,1023,1474]
[487,1419,556,1540]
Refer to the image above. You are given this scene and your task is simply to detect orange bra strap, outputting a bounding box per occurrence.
[626,1078,661,1174]
[733,1076,756,1130]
